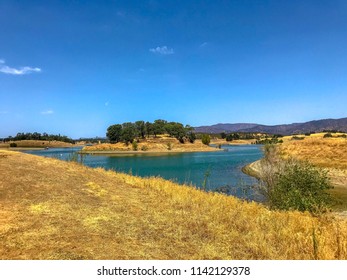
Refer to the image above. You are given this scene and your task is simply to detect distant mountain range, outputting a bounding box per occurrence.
[194,117,347,135]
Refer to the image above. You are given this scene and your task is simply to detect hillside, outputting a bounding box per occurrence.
[1,150,347,259]
[195,117,347,135]
[194,123,259,134]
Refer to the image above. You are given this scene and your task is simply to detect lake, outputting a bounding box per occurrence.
[25,145,264,201]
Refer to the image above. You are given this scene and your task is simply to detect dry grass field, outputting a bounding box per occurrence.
[1,150,347,260]
[280,134,347,169]
[0,140,75,149]
[279,134,347,211]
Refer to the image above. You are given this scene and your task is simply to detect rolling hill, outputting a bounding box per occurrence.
[194,117,347,135]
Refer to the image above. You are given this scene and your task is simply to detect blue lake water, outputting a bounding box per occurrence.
[25,145,264,201]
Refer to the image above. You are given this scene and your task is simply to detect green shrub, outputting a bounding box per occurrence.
[201,134,211,145]
[132,140,138,151]
[323,133,333,138]
[141,145,148,151]
[272,160,332,213]
[291,136,305,140]
[167,143,172,150]
[10,143,17,147]
[188,132,196,143]
[259,145,333,214]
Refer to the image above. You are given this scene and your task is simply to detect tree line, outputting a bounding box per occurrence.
[1,132,75,144]
[106,120,196,144]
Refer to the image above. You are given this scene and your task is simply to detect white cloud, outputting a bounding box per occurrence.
[41,110,54,115]
[199,42,208,48]
[149,46,174,55]
[0,59,41,75]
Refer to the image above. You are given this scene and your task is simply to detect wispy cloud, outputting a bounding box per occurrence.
[41,110,54,115]
[0,110,8,114]
[199,42,208,48]
[149,46,174,55]
[0,59,41,75]
[105,101,109,106]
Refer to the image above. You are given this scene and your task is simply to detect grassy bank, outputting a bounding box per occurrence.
[0,140,75,149]
[82,137,217,154]
[280,136,347,210]
[1,150,347,259]
[243,135,347,211]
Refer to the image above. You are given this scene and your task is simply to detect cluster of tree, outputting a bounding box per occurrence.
[220,132,270,141]
[2,132,74,144]
[255,135,283,144]
[77,137,108,144]
[106,120,196,144]
[322,129,346,133]
[323,133,347,138]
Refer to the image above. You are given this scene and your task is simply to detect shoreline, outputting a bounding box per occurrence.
[80,148,222,155]
[0,145,83,151]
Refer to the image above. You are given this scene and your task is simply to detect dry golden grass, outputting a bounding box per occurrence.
[280,135,347,169]
[0,140,75,149]
[1,150,347,260]
[210,139,255,145]
[83,137,217,153]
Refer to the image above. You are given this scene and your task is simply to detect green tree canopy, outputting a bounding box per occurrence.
[106,124,122,143]
[121,122,138,144]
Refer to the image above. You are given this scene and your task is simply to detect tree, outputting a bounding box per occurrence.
[153,119,167,137]
[145,122,153,137]
[201,134,211,145]
[187,131,196,143]
[106,124,122,143]
[185,125,196,143]
[121,122,137,144]
[135,121,146,139]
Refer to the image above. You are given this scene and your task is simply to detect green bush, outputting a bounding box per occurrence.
[264,160,333,213]
[201,134,211,145]
[141,145,148,151]
[132,140,138,151]
[291,136,305,140]
[323,133,333,138]
[167,143,172,150]
[259,145,333,214]
[10,143,17,147]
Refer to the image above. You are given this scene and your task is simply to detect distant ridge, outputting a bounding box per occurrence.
[194,117,347,135]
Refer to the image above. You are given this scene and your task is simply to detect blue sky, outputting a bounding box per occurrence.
[0,0,346,138]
